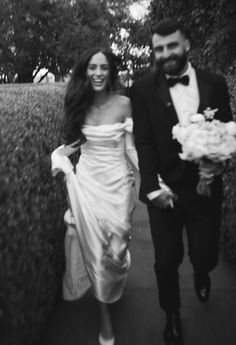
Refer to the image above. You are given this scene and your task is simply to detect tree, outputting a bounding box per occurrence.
[0,0,153,83]
[0,0,117,83]
[52,0,114,80]
[0,0,63,82]
[149,0,236,72]
[104,0,152,77]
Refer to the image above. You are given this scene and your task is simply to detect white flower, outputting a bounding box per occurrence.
[172,111,236,165]
[172,109,236,197]
[203,107,218,120]
[225,121,236,136]
[172,124,188,143]
[190,113,205,123]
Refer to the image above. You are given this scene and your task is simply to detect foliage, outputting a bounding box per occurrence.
[0,0,117,83]
[150,0,236,73]
[52,0,114,79]
[0,83,68,344]
[222,158,236,263]
[221,75,236,262]
[0,0,153,83]
[2,0,235,82]
[107,0,152,77]
[56,0,152,78]
[0,0,60,82]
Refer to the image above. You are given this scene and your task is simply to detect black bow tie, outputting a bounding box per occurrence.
[167,75,189,87]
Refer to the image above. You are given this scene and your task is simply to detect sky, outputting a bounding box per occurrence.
[129,0,150,20]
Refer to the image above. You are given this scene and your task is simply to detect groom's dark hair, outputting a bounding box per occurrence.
[151,18,189,38]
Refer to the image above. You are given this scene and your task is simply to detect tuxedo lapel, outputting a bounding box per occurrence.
[149,69,212,125]
[153,72,179,125]
[195,69,211,113]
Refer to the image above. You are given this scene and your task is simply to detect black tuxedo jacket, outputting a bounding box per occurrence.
[130,68,233,203]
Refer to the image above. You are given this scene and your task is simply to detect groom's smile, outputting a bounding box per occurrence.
[152,30,190,76]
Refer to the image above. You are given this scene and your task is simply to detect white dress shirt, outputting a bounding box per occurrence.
[168,63,200,125]
[147,62,200,200]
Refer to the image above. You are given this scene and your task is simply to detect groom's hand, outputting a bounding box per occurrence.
[198,161,226,181]
[152,190,177,209]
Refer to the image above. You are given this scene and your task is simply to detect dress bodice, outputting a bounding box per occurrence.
[81,120,133,158]
[51,118,138,177]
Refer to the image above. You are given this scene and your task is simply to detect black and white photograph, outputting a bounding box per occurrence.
[1,1,236,345]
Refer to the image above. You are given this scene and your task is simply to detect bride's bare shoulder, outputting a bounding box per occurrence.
[113,94,131,112]
[115,94,130,105]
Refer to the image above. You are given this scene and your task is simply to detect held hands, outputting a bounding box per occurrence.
[152,190,177,209]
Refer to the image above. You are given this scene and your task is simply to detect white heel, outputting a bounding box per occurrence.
[98,333,115,345]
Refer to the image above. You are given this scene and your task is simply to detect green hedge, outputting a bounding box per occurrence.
[0,83,68,345]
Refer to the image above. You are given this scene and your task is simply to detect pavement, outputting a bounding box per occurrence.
[39,187,236,345]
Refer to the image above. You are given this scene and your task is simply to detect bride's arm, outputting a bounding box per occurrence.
[121,97,139,171]
[51,141,80,176]
[125,118,139,171]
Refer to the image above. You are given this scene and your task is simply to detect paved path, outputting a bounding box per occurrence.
[39,195,236,345]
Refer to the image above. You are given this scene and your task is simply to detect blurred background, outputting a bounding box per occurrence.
[0,1,236,344]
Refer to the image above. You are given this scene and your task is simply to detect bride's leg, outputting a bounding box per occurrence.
[99,301,114,340]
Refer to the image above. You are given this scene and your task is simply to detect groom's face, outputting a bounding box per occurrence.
[152,30,190,76]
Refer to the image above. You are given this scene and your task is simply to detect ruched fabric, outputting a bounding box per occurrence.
[52,120,136,303]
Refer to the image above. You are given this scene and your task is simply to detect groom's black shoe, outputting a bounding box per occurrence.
[163,311,182,345]
[194,272,211,303]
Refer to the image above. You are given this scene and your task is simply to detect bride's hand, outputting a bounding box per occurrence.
[52,168,62,177]
[51,151,74,176]
[152,190,177,209]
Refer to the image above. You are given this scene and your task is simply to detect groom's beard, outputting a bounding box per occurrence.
[156,51,188,76]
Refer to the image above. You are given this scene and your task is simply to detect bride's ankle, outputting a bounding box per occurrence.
[99,302,114,339]
[99,333,115,345]
[100,321,114,340]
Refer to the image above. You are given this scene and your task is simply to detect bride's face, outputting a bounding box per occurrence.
[87,52,110,92]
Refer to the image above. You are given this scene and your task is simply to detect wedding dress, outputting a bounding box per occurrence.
[51,118,138,303]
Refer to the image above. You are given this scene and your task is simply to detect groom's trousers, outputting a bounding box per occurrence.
[147,180,223,312]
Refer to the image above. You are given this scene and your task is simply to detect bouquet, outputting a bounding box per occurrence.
[172,108,236,197]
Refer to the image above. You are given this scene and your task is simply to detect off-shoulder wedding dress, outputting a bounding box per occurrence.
[51,118,138,303]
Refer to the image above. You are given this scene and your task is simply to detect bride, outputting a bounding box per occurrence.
[51,47,138,345]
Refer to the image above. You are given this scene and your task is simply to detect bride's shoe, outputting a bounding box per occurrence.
[98,333,115,345]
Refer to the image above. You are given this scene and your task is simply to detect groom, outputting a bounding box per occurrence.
[130,18,232,345]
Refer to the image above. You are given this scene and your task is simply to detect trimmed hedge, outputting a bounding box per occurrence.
[0,83,68,345]
[221,74,236,262]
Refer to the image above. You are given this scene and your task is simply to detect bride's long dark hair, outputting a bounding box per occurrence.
[63,47,121,146]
